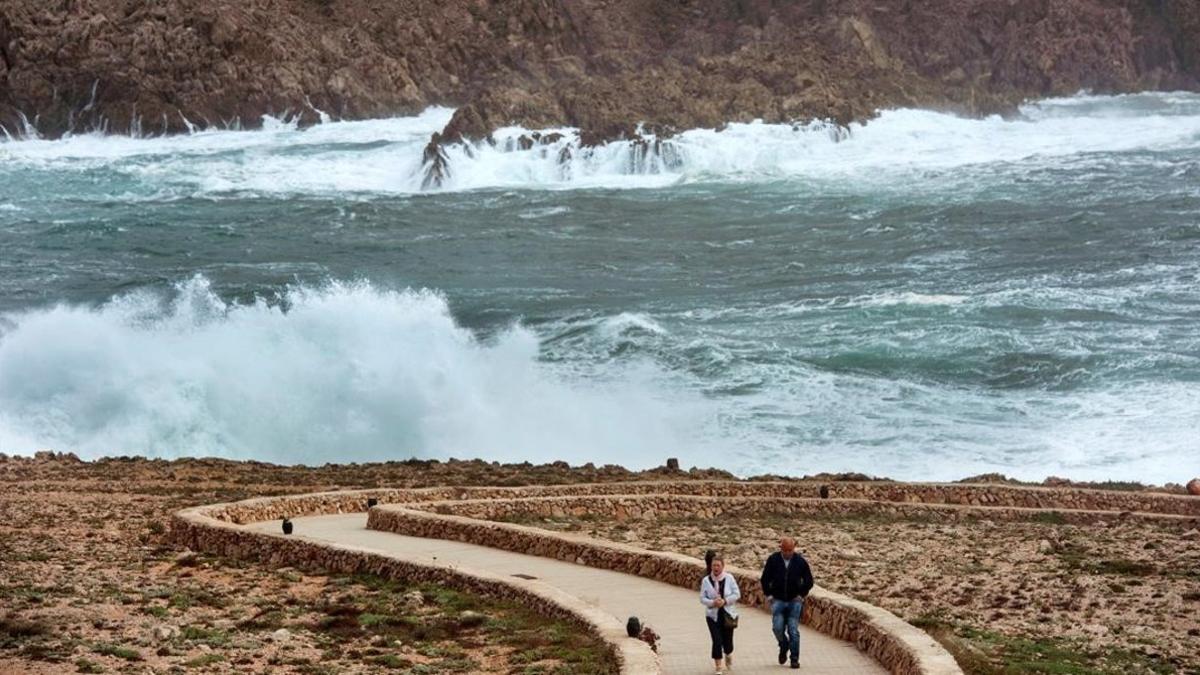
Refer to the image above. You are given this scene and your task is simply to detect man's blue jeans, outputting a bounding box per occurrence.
[771,598,803,662]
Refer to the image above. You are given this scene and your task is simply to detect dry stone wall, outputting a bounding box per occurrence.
[418,494,1200,530]
[809,483,1200,517]
[202,481,1200,525]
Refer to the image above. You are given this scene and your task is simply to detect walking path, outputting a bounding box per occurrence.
[247,514,885,674]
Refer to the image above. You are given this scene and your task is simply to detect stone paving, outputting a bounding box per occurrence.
[248,514,885,674]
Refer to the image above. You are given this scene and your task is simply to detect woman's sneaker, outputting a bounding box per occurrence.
[725,655,733,670]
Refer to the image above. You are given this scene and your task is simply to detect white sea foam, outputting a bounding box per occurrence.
[598,312,669,337]
[712,361,1200,485]
[2,93,1200,195]
[3,94,1199,482]
[0,276,1195,483]
[0,276,719,466]
[517,205,572,220]
[852,292,970,307]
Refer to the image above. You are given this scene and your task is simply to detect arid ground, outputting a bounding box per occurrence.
[502,507,1200,674]
[0,453,691,674]
[1,452,1196,674]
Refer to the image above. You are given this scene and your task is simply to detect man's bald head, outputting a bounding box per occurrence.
[780,537,796,559]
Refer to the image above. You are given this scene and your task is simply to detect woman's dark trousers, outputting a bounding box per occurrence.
[706,616,734,660]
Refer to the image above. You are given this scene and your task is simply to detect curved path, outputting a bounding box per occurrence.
[248,513,885,674]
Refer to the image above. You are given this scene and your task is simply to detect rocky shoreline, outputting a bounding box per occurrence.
[2,0,1199,150]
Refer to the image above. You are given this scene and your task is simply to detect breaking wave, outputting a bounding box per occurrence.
[2,92,1200,196]
[0,276,720,465]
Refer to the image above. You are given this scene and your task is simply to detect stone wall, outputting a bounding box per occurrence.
[416,494,1200,530]
[201,480,1200,525]
[170,506,659,674]
[369,506,962,675]
[808,483,1200,517]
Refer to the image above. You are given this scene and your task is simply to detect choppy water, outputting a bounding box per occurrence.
[1,93,1198,482]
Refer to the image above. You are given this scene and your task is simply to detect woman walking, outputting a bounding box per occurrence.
[699,554,740,674]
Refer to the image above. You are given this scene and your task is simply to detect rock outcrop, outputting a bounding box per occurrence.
[2,0,1199,145]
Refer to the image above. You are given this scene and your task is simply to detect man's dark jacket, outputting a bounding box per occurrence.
[760,552,814,602]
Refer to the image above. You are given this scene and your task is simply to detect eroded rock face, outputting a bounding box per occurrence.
[0,0,1198,143]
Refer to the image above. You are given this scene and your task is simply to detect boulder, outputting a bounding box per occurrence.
[1187,478,1200,496]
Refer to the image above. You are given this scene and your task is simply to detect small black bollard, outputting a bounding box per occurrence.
[282,518,293,535]
[626,616,642,638]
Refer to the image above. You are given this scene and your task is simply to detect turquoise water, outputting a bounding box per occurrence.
[1,94,1197,482]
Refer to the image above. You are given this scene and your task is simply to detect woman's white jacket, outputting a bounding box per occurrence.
[699,573,740,621]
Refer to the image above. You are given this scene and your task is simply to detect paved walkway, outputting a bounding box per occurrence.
[247,514,884,674]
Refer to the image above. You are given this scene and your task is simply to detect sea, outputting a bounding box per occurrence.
[1,92,1197,483]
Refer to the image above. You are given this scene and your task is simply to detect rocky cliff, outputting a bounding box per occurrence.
[1,0,1198,144]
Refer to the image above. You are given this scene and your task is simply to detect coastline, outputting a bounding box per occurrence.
[3,0,1199,145]
[2,451,1194,494]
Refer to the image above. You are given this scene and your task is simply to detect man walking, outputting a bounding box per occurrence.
[760,537,814,668]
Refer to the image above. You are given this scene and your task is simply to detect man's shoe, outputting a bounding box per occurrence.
[777,644,787,665]
[790,660,800,669]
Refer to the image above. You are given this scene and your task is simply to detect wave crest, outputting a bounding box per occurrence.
[0,276,715,465]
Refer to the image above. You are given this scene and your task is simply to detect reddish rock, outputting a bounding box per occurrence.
[1187,479,1200,496]
[0,0,1197,145]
